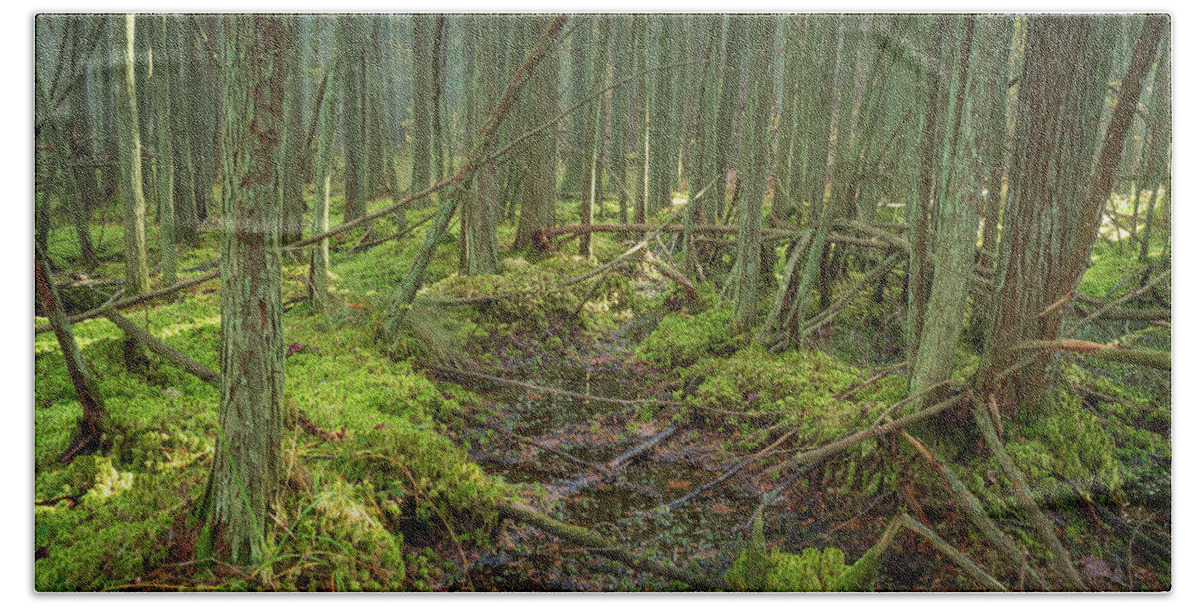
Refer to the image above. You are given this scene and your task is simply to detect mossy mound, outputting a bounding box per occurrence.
[637,305,739,371]
[420,254,636,335]
[724,517,883,592]
[35,288,505,591]
[686,344,905,437]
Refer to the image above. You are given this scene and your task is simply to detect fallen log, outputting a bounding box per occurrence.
[424,363,684,408]
[560,424,679,494]
[971,399,1085,590]
[770,392,969,474]
[1071,304,1170,322]
[606,424,678,471]
[901,428,1050,591]
[897,515,1008,592]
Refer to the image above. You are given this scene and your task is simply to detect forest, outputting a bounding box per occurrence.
[33,13,1171,592]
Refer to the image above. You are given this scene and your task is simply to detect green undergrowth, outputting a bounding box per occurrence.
[35,270,505,590]
[677,343,907,495]
[418,252,637,339]
[637,305,740,370]
[724,516,884,591]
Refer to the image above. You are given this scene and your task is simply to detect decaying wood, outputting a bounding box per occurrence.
[897,514,1008,592]
[662,427,799,511]
[971,398,1085,590]
[771,391,967,475]
[1011,340,1169,370]
[35,247,108,464]
[425,363,684,408]
[1067,268,1170,334]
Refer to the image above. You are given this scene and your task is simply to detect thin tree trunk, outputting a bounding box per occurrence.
[410,14,436,199]
[35,246,110,464]
[730,15,777,331]
[115,14,151,373]
[151,16,176,287]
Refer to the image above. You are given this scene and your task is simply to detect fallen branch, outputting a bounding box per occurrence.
[423,241,646,305]
[1073,306,1170,322]
[645,250,698,303]
[482,424,600,471]
[36,270,219,335]
[496,501,724,590]
[559,424,680,494]
[897,514,1008,592]
[605,424,678,471]
[1011,340,1169,370]
[424,363,684,408]
[1066,269,1169,335]
[900,429,1049,590]
[796,251,903,340]
[298,414,343,442]
[767,392,967,477]
[661,427,799,511]
[101,312,220,387]
[971,399,1085,590]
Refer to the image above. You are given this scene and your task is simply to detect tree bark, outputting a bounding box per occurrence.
[200,14,288,568]
[35,247,109,464]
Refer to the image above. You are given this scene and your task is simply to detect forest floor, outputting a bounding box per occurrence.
[34,195,1172,592]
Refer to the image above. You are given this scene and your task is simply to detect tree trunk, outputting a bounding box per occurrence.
[200,14,288,568]
[1137,37,1171,263]
[464,16,500,275]
[564,17,593,201]
[115,14,151,373]
[979,15,1164,417]
[69,60,101,271]
[311,50,339,311]
[579,17,610,259]
[35,246,110,464]
[908,16,1007,407]
[151,16,176,287]
[340,16,367,223]
[730,15,777,331]
[513,17,562,250]
[410,14,436,199]
[281,14,307,244]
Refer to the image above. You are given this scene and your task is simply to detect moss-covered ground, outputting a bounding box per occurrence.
[34,186,1170,591]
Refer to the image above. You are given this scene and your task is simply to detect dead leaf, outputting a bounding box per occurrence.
[1079,555,1115,580]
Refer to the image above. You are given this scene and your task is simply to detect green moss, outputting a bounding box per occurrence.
[638,305,739,370]
[724,518,853,591]
[689,344,895,435]
[418,253,635,337]
[35,274,505,590]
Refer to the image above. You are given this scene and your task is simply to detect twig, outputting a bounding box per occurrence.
[36,270,219,334]
[661,427,799,511]
[897,514,1008,591]
[101,311,220,387]
[970,398,1085,590]
[423,363,683,409]
[497,501,724,590]
[900,429,1049,590]
[1067,268,1169,335]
